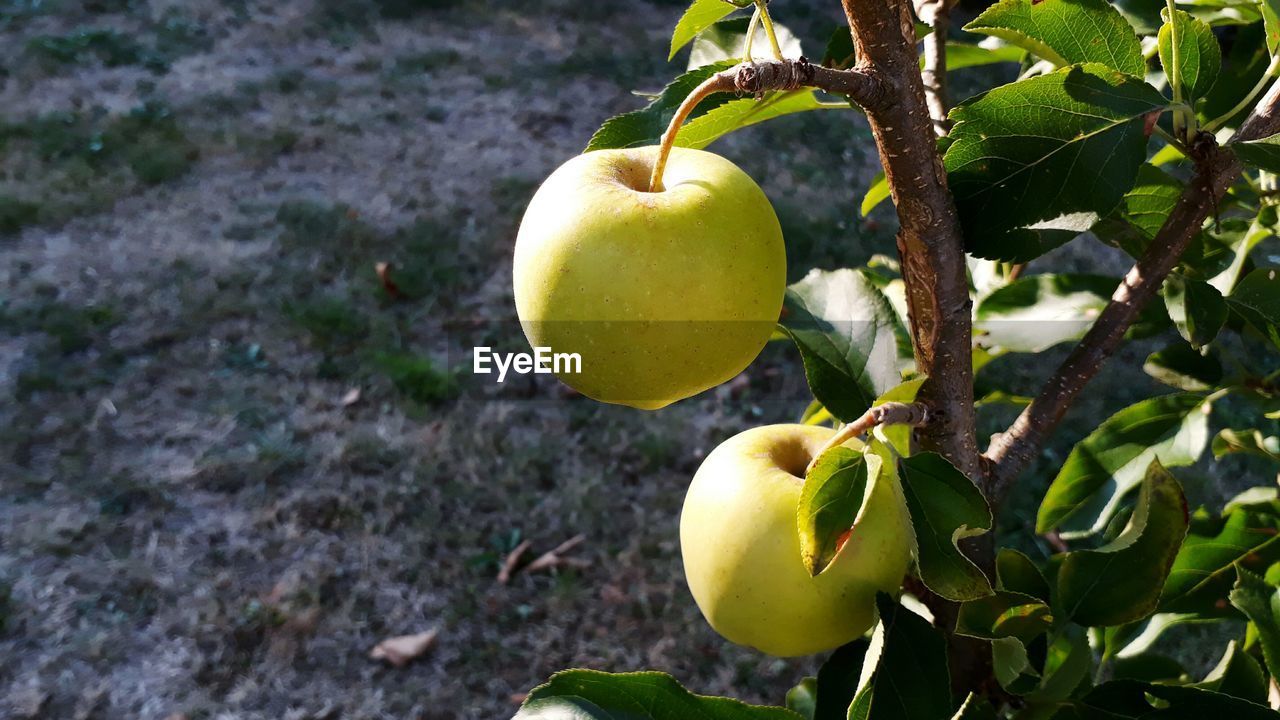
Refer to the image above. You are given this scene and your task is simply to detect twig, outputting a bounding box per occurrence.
[524,534,588,574]
[984,81,1280,499]
[647,58,886,192]
[497,539,531,584]
[805,402,930,475]
[916,0,952,135]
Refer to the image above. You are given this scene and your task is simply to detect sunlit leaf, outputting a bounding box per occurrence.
[517,669,803,719]
[778,269,907,423]
[586,61,737,151]
[1158,9,1222,102]
[900,453,994,601]
[1229,567,1280,679]
[1038,394,1209,536]
[669,0,745,60]
[945,65,1167,262]
[1055,460,1190,626]
[798,448,875,576]
[965,0,1145,75]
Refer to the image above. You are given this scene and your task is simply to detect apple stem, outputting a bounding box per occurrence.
[804,402,930,476]
[648,60,888,192]
[648,72,737,192]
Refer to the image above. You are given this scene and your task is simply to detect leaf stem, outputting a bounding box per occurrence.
[754,0,784,60]
[1152,124,1189,156]
[742,6,761,62]
[1204,57,1280,133]
[1164,0,1187,140]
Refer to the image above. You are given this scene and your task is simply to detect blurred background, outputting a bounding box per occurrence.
[0,1,1267,718]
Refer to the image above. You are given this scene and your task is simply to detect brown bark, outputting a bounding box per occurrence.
[916,0,952,135]
[839,0,982,483]
[838,0,988,696]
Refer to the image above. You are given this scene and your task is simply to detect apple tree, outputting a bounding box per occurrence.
[510,0,1280,716]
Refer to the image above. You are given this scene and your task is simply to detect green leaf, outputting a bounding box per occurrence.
[992,637,1041,694]
[798,448,875,576]
[1143,341,1223,392]
[861,172,890,217]
[918,43,1025,71]
[1071,680,1279,717]
[1092,164,1183,258]
[822,26,857,69]
[1228,267,1280,350]
[956,590,1053,640]
[1209,217,1272,294]
[586,61,737,151]
[849,594,953,720]
[951,694,998,720]
[778,269,908,423]
[1032,630,1094,702]
[997,548,1052,600]
[1162,507,1280,614]
[1056,460,1190,627]
[517,669,803,719]
[670,0,744,60]
[975,274,1166,354]
[1231,132,1280,172]
[1230,566,1280,679]
[964,0,1145,75]
[1037,394,1209,536]
[1158,9,1222,102]
[813,640,869,720]
[1213,428,1280,463]
[900,453,994,602]
[1164,275,1227,349]
[945,64,1168,262]
[675,91,837,150]
[786,679,817,720]
[1195,641,1269,706]
[1264,0,1280,57]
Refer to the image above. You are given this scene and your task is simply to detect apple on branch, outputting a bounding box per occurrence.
[680,424,913,657]
[513,146,786,409]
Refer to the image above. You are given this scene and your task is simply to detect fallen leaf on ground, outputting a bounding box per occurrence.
[369,628,439,667]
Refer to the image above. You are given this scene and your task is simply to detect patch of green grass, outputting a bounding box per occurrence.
[381,219,463,300]
[0,299,117,354]
[0,196,40,235]
[389,49,462,76]
[276,200,380,260]
[24,12,210,74]
[372,351,456,405]
[285,294,370,350]
[0,100,198,229]
[27,28,149,69]
[106,101,199,184]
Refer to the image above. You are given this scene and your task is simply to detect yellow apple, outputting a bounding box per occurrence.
[512,146,786,409]
[680,424,913,657]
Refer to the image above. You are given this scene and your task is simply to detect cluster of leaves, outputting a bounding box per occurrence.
[519,0,1280,716]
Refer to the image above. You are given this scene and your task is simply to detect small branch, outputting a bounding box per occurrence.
[984,82,1280,498]
[805,402,930,475]
[916,0,952,135]
[497,539,532,584]
[524,534,589,574]
[647,58,887,192]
